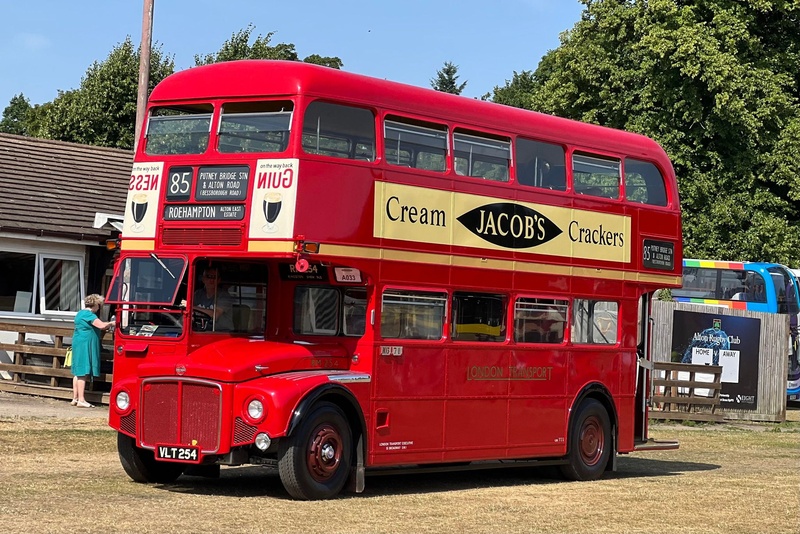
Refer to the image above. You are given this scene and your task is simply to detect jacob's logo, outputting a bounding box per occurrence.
[457,203,562,249]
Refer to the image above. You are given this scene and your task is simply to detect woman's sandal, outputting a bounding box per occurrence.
[76,400,94,408]
[70,399,78,406]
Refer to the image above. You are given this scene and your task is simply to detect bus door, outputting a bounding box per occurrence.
[371,289,447,465]
[635,293,652,442]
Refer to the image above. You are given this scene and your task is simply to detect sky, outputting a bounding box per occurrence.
[0,0,584,109]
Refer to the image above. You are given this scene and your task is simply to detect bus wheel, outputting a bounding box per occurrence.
[117,433,185,484]
[278,402,351,500]
[559,399,611,481]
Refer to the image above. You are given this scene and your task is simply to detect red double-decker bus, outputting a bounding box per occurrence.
[107,60,682,500]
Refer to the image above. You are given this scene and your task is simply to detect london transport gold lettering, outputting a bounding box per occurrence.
[466,365,553,381]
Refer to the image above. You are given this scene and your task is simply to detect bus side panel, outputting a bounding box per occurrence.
[444,344,510,459]
[507,347,569,456]
[370,343,446,465]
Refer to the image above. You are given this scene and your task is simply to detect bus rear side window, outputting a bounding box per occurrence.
[573,153,620,199]
[572,300,618,344]
[381,290,446,340]
[302,101,375,160]
[624,159,667,206]
[218,101,293,153]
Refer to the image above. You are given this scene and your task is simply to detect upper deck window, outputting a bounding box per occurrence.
[218,101,293,154]
[624,159,668,207]
[573,153,621,199]
[302,101,375,160]
[145,105,213,155]
[454,131,511,182]
[516,138,566,191]
[384,117,447,172]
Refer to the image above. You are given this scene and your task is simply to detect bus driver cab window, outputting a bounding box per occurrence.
[191,266,234,332]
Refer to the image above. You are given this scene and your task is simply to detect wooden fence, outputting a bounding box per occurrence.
[651,300,788,422]
[650,361,724,422]
[0,319,112,405]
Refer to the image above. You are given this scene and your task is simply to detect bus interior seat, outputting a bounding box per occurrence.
[232,304,251,332]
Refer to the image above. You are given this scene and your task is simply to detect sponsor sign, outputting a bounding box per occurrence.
[373,182,631,263]
[248,158,299,240]
[124,161,164,239]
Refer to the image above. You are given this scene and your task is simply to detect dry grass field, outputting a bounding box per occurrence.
[0,407,797,534]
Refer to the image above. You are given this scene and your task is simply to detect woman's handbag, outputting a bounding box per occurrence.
[64,347,72,368]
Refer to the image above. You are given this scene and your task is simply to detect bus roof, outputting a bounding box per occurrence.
[683,259,784,271]
[149,60,673,167]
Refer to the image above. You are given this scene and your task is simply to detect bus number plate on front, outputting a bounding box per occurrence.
[156,445,200,463]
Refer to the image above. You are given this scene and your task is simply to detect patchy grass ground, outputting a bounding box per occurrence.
[0,412,797,534]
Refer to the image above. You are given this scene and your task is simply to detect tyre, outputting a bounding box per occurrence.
[117,433,185,484]
[278,402,352,500]
[559,398,611,481]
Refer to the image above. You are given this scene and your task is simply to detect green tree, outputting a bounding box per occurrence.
[489,0,800,265]
[32,37,174,149]
[194,25,342,68]
[431,62,467,95]
[0,94,32,135]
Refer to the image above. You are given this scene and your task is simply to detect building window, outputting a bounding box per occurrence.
[0,251,84,315]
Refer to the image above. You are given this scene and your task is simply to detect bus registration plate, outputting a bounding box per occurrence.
[156,445,200,463]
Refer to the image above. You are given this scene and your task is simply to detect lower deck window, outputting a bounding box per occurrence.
[381,290,446,340]
[572,300,618,344]
[514,298,567,343]
[452,292,507,342]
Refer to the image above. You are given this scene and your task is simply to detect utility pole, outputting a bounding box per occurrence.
[134,0,154,152]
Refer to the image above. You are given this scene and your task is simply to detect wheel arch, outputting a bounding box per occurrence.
[286,383,367,493]
[568,382,618,471]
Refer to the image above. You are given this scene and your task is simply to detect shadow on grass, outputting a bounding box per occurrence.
[155,455,718,500]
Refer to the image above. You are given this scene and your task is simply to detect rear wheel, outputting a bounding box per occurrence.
[559,398,611,481]
[278,402,351,500]
[117,433,185,484]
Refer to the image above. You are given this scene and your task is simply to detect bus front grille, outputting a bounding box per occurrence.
[139,380,222,453]
[161,227,242,246]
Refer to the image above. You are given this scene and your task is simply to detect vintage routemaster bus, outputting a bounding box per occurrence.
[106,60,683,500]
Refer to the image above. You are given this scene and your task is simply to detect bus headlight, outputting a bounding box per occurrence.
[247,399,265,422]
[115,391,130,411]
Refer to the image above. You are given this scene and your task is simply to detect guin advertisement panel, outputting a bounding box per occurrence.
[373,182,631,263]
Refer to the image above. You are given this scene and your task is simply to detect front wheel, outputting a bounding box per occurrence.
[559,398,611,481]
[117,433,185,484]
[278,402,352,500]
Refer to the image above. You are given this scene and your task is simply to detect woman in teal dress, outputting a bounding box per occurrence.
[71,294,114,408]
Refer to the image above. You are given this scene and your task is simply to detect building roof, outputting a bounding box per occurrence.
[0,133,132,243]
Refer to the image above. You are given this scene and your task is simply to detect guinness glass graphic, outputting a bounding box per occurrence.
[130,193,148,233]
[263,192,282,233]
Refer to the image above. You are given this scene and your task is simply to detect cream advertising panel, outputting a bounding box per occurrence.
[248,158,299,240]
[124,161,164,239]
[374,182,631,263]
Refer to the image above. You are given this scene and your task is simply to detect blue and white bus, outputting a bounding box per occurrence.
[671,259,800,400]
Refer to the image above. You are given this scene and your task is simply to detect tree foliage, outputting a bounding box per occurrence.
[0,94,32,135]
[29,37,175,149]
[490,0,800,265]
[194,25,342,69]
[431,62,467,95]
